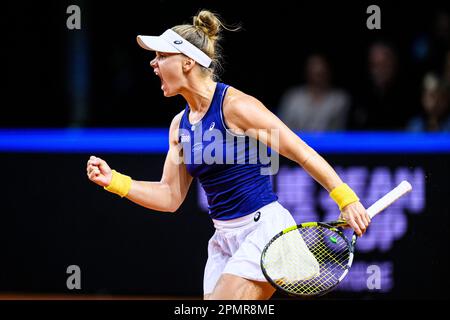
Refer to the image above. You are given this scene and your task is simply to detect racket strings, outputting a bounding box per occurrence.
[263,229,321,283]
[278,232,346,294]
[293,227,350,294]
[302,228,349,269]
[264,226,350,295]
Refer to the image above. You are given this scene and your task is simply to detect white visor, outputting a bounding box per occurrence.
[137,29,212,68]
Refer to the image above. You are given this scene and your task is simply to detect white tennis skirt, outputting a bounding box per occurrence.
[203,201,297,295]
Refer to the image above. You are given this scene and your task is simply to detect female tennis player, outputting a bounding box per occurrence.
[86,10,370,300]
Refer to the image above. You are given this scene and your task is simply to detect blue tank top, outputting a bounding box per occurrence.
[178,82,278,220]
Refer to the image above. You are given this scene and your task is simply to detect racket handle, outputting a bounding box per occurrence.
[366,180,412,218]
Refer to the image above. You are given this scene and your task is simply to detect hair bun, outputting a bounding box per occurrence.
[193,10,221,38]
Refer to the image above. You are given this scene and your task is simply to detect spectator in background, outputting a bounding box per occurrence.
[277,54,350,132]
[351,41,412,130]
[407,73,450,132]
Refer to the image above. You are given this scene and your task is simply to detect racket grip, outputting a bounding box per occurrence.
[366,181,412,219]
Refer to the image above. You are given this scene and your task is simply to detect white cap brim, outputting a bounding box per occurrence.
[136,29,212,68]
[136,35,179,53]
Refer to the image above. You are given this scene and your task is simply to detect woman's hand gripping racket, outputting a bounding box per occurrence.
[261,180,412,297]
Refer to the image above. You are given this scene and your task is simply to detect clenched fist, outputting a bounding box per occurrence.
[86,156,112,187]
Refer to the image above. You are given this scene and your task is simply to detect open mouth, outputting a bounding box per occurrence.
[154,70,165,91]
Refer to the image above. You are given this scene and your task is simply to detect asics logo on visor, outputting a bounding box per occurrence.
[174,40,183,45]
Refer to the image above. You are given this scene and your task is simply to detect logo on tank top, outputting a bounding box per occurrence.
[254,211,261,222]
[209,122,215,131]
[174,40,183,45]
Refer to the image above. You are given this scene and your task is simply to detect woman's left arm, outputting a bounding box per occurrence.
[224,92,370,235]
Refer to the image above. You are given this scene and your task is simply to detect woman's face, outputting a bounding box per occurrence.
[150,52,184,97]
[306,55,330,88]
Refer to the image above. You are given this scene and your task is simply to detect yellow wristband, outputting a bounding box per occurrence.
[329,183,359,211]
[104,170,132,198]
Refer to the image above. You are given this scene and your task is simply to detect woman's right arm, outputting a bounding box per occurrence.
[87,111,193,213]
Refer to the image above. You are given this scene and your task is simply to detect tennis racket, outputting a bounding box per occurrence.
[261,180,412,297]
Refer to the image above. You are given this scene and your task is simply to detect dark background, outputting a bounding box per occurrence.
[3,0,449,128]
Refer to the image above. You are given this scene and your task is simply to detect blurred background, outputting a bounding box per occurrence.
[1,0,449,300]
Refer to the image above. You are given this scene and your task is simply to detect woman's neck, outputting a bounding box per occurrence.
[182,78,217,114]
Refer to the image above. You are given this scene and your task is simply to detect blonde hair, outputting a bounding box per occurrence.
[172,10,239,80]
